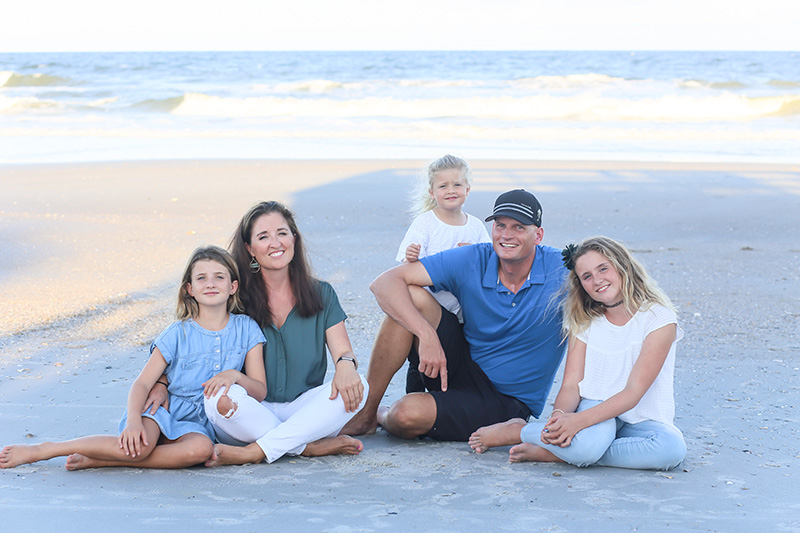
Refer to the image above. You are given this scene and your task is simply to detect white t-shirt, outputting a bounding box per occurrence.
[577,303,683,427]
[396,210,491,317]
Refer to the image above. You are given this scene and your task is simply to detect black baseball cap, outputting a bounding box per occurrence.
[485,189,542,226]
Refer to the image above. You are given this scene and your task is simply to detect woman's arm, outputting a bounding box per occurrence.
[325,320,364,413]
[202,344,267,401]
[120,347,168,456]
[143,373,170,414]
[544,324,677,447]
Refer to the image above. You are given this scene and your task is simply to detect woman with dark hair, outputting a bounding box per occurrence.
[170,201,367,465]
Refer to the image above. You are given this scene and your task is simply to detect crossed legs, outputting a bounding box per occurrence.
[204,381,368,466]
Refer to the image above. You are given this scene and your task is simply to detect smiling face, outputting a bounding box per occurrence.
[574,250,622,306]
[491,215,543,266]
[429,168,469,213]
[186,259,237,310]
[245,212,296,272]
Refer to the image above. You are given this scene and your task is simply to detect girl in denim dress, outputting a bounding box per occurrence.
[0,246,267,470]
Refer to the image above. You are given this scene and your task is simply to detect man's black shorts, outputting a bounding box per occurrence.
[407,307,532,441]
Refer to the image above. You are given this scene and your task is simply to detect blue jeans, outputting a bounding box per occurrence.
[520,399,686,470]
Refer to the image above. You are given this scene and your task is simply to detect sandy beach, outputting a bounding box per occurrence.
[1,159,799,532]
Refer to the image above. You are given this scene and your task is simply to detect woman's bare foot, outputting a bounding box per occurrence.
[468,418,527,454]
[204,443,265,467]
[302,436,363,457]
[509,442,563,463]
[65,453,103,471]
[0,444,47,469]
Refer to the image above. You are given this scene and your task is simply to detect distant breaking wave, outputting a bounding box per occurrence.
[164,91,800,122]
[0,71,70,87]
[4,90,800,121]
[2,51,798,163]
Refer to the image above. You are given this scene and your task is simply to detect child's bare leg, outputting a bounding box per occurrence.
[66,432,213,470]
[509,442,564,463]
[1,419,162,469]
[468,418,527,454]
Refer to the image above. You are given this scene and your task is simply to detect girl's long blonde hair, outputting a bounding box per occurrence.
[562,236,674,336]
[177,245,244,319]
[410,154,472,217]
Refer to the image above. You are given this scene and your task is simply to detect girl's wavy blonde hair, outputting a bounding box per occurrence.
[177,245,244,319]
[562,236,674,336]
[410,154,472,217]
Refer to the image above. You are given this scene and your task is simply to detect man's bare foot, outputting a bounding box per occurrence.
[340,408,378,436]
[509,442,562,463]
[204,443,264,467]
[0,444,46,469]
[468,418,527,454]
[302,436,363,457]
[65,453,104,471]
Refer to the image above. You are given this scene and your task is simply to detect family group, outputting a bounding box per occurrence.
[0,155,686,472]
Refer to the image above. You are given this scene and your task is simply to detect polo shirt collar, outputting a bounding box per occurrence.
[483,245,545,291]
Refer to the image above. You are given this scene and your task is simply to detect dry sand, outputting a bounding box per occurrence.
[1,159,799,532]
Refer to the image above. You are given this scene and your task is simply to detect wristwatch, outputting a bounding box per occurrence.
[336,356,358,370]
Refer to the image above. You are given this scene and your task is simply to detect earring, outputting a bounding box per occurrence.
[249,255,261,274]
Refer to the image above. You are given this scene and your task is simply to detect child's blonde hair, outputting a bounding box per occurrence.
[411,154,472,217]
[561,236,674,336]
[177,245,244,319]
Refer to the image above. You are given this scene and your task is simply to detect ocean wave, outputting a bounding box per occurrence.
[166,91,800,122]
[3,123,798,143]
[0,94,60,113]
[270,79,352,93]
[768,79,800,89]
[132,95,186,112]
[514,74,627,89]
[0,71,70,88]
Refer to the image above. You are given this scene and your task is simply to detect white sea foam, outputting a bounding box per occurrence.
[3,122,797,143]
[514,74,627,89]
[0,94,60,113]
[167,91,800,122]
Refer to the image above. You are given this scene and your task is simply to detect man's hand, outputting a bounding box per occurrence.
[416,332,448,391]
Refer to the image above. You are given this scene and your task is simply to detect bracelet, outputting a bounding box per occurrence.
[336,356,357,370]
[156,380,168,387]
[548,408,565,419]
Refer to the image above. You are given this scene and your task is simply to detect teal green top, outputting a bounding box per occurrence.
[261,281,347,403]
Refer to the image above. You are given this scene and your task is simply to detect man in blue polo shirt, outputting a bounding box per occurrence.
[342,190,567,441]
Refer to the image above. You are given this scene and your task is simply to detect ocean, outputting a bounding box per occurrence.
[1,51,798,164]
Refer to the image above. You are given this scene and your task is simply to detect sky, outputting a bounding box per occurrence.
[3,0,799,52]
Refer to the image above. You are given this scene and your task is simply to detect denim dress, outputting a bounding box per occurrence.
[119,314,266,441]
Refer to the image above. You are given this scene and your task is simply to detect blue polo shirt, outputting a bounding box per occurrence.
[420,242,567,417]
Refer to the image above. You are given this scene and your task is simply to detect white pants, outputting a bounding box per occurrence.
[204,378,368,463]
